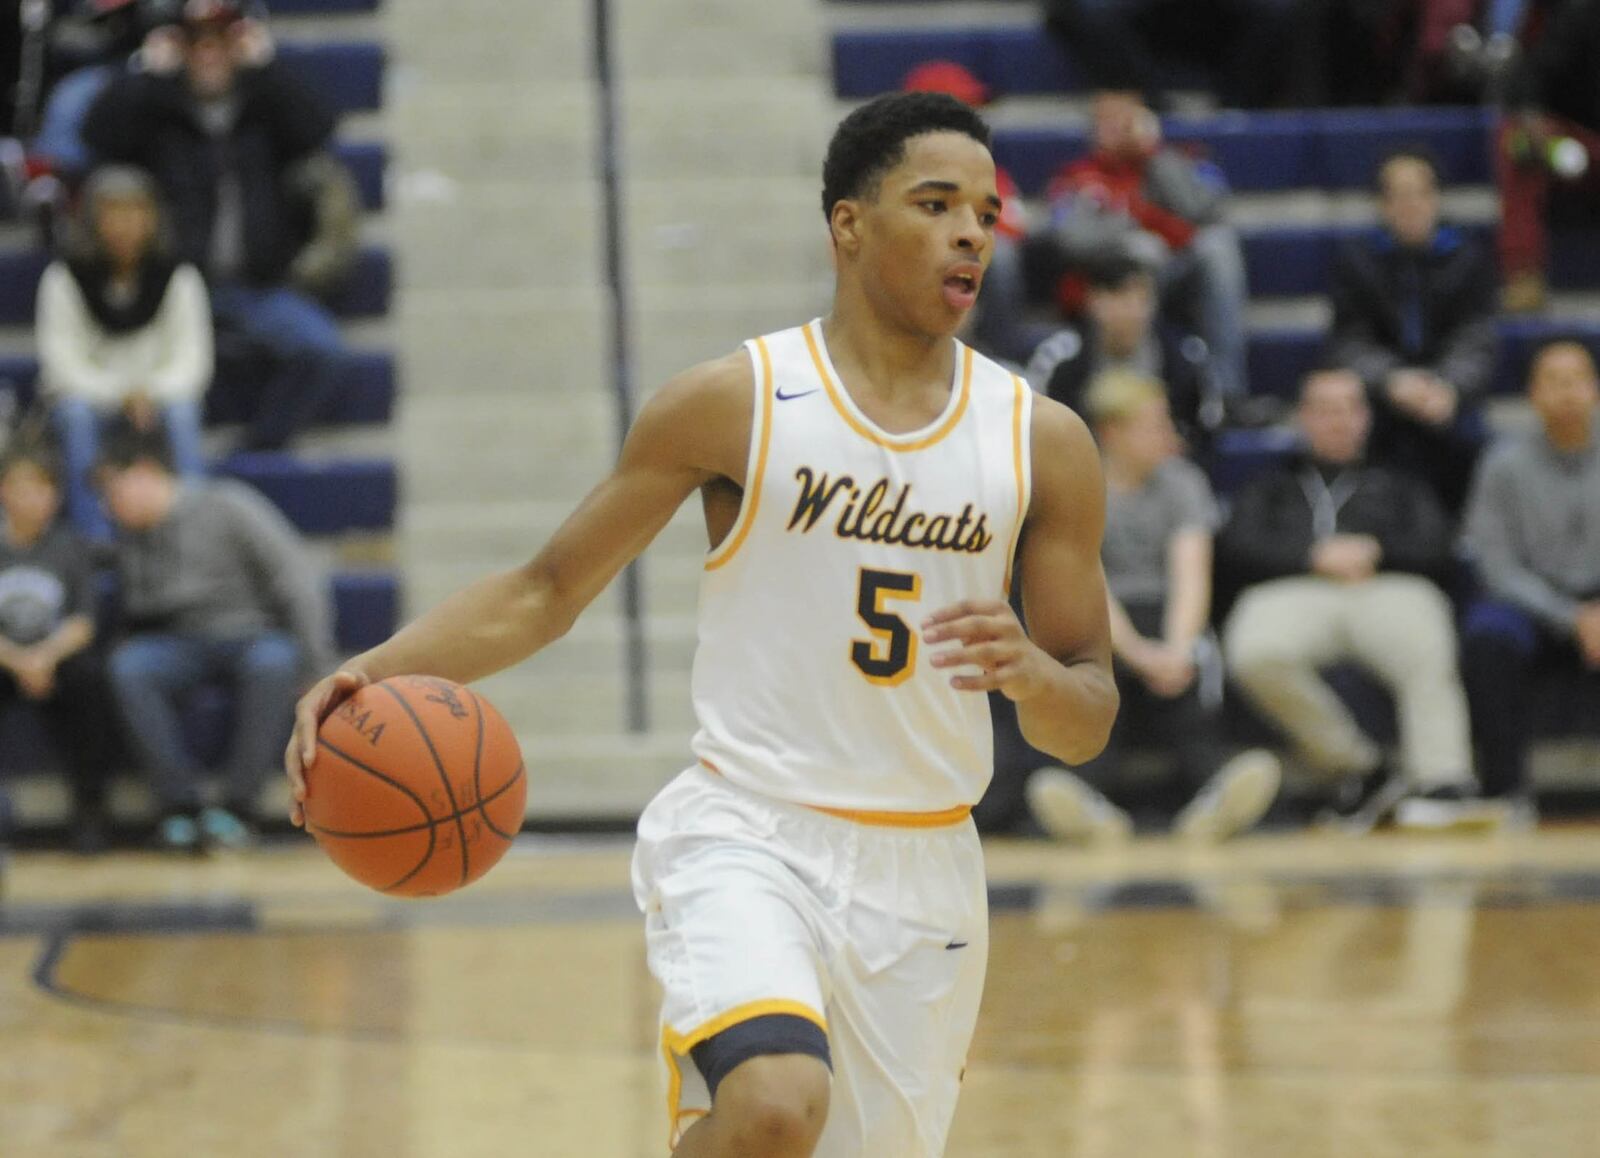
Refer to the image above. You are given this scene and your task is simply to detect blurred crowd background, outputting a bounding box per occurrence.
[0,0,1594,854]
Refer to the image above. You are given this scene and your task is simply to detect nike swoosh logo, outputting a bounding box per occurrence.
[776,387,820,401]
[945,940,969,951]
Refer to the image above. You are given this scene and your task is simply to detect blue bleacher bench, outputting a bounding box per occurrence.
[0,350,396,429]
[216,453,398,535]
[277,41,385,115]
[0,245,393,325]
[336,140,386,211]
[992,108,1494,197]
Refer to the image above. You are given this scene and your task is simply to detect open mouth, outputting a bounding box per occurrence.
[942,271,980,311]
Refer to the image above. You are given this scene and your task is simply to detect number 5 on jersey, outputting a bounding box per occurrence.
[853,568,923,686]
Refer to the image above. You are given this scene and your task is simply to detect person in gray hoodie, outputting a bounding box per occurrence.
[1460,339,1600,807]
[96,425,332,851]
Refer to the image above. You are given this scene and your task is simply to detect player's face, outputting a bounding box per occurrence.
[842,132,1001,340]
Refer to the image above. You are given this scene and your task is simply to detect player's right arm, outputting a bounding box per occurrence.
[283,351,755,824]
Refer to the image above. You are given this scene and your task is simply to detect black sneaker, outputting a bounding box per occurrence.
[69,811,111,856]
[1395,784,1511,832]
[1318,767,1407,834]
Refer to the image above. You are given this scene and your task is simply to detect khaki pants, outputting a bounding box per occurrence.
[1224,575,1472,789]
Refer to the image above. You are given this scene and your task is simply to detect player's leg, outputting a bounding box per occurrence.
[673,1053,830,1158]
[634,768,841,1154]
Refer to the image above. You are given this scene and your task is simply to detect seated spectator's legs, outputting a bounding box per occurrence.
[1161,224,1248,399]
[30,650,117,827]
[1459,600,1546,798]
[1339,575,1475,791]
[107,634,210,814]
[160,400,206,482]
[1076,600,1233,797]
[216,631,301,816]
[52,397,111,540]
[1225,577,1383,776]
[211,285,346,452]
[30,65,116,176]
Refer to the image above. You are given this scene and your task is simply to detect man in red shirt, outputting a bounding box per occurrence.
[1046,91,1248,402]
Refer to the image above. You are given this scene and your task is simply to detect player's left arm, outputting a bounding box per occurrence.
[923,397,1118,765]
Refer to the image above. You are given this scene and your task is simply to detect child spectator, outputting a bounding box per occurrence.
[96,426,332,852]
[38,163,210,538]
[0,440,115,851]
[1025,372,1281,844]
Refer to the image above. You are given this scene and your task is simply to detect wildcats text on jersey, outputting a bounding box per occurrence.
[787,467,994,554]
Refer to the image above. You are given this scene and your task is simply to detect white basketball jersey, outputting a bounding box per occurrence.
[690,319,1034,817]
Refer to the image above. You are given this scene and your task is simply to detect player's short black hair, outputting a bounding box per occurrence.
[821,92,992,221]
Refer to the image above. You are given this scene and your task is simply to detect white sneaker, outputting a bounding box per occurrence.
[1026,767,1132,845]
[1174,749,1282,843]
[1394,784,1513,832]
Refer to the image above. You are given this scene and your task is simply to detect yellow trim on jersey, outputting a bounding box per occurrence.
[803,322,972,452]
[698,760,974,828]
[810,801,974,828]
[660,999,830,1150]
[705,336,775,571]
[1001,374,1031,594]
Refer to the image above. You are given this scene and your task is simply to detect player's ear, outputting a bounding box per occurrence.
[830,199,864,256]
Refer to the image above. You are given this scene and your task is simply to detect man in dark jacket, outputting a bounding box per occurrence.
[1219,368,1494,830]
[82,0,351,452]
[1329,149,1498,514]
[1024,260,1212,446]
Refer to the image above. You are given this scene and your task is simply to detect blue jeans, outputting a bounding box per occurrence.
[1161,224,1249,399]
[210,284,347,451]
[31,64,115,175]
[107,631,302,813]
[55,397,204,540]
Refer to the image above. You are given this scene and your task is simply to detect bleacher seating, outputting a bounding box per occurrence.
[276,41,386,115]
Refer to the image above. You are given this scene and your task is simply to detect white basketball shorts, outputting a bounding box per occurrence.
[631,765,989,1156]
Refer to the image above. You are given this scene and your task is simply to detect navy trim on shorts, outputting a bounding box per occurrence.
[690,1014,832,1098]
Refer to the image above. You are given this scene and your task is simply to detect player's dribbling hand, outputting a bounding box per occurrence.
[284,669,370,827]
[923,600,1049,702]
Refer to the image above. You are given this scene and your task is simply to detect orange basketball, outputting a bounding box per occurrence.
[304,675,527,897]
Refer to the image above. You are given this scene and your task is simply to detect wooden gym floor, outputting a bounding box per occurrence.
[4,825,1600,1157]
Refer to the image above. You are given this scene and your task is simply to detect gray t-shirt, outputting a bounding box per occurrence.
[1101,457,1219,606]
[0,522,94,646]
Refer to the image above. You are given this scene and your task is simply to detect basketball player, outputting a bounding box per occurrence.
[284,92,1117,1157]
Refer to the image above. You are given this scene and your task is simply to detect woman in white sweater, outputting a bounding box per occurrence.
[38,165,212,538]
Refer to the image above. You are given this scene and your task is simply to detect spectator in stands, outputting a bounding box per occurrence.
[0,440,115,852]
[38,164,211,539]
[1041,0,1302,109]
[1496,0,1600,311]
[1026,372,1281,843]
[1220,368,1495,830]
[1460,340,1600,808]
[81,0,358,453]
[96,426,333,852]
[1044,91,1250,403]
[1025,258,1211,445]
[1329,148,1497,513]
